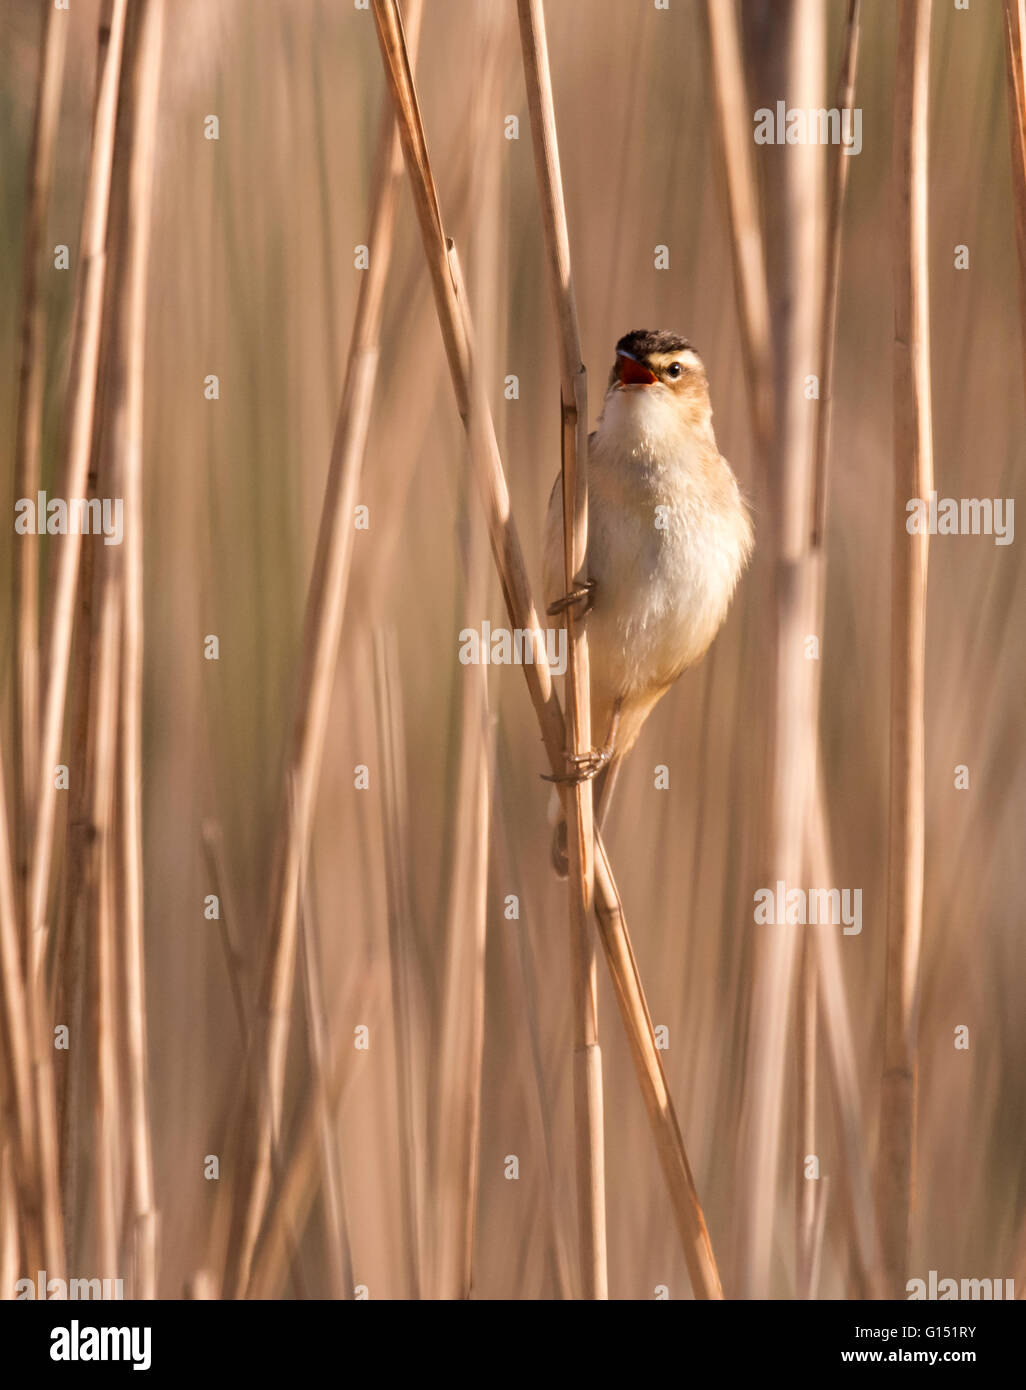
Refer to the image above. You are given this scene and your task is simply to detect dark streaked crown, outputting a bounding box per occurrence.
[615,329,695,361]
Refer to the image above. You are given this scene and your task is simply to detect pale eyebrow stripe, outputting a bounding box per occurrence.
[650,351,701,370]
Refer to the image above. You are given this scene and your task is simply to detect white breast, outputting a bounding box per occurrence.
[544,386,751,724]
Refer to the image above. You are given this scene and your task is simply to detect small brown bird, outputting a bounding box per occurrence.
[544,329,753,873]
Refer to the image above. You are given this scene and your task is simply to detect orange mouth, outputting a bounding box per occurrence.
[616,352,658,386]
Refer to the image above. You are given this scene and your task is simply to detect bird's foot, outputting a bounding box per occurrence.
[546,578,596,618]
[541,743,613,786]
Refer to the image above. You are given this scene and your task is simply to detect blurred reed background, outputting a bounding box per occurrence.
[0,0,1024,1299]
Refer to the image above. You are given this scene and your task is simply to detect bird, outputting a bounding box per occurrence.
[543,329,753,874]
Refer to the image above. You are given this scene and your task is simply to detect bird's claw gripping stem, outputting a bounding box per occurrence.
[541,743,613,787]
[546,578,596,618]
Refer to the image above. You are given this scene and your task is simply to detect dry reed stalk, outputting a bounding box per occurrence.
[201,821,251,1047]
[12,3,68,938]
[298,898,354,1300]
[516,0,606,1300]
[371,0,721,1299]
[877,0,934,1298]
[55,587,98,1273]
[27,0,126,974]
[74,24,140,1292]
[246,1000,364,1301]
[451,50,496,1305]
[589,837,721,1296]
[0,1145,19,1297]
[223,0,423,1300]
[806,1174,829,1297]
[202,824,307,1299]
[373,630,424,1299]
[0,738,40,1272]
[800,0,862,1299]
[701,20,779,1281]
[1004,0,1026,411]
[85,585,122,1281]
[432,7,500,1300]
[64,0,164,1294]
[22,0,129,1282]
[195,828,268,1290]
[681,652,717,1000]
[736,0,825,1299]
[807,773,883,1296]
[311,0,342,389]
[430,647,489,1289]
[702,0,774,459]
[114,0,165,1299]
[245,947,379,1299]
[598,13,645,334]
[493,792,573,1298]
[67,382,106,1276]
[449,499,491,1283]
[432,677,491,1298]
[56,145,123,1272]
[796,929,818,1298]
[811,0,861,551]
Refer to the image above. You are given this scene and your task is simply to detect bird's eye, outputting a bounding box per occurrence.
[666,363,683,379]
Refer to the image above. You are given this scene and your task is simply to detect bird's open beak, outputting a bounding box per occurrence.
[616,350,658,386]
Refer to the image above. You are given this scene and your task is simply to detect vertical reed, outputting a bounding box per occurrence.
[298,897,354,1300]
[516,0,606,1299]
[24,0,130,1285]
[702,0,774,460]
[431,5,502,1301]
[373,630,424,1299]
[877,0,934,1298]
[0,737,40,1273]
[115,0,165,1298]
[800,0,862,1299]
[736,0,826,1299]
[11,2,67,941]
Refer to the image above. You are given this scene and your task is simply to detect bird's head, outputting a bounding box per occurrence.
[606,329,710,423]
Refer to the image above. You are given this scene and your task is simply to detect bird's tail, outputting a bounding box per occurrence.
[549,760,620,878]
